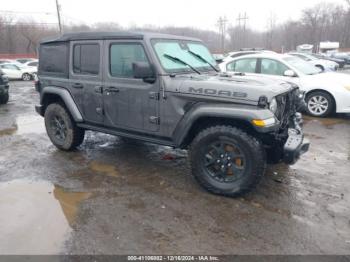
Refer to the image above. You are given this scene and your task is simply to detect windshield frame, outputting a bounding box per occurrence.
[151,38,217,74]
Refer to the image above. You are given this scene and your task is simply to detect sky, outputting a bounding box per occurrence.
[0,0,347,32]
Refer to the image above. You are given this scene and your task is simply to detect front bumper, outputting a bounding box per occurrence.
[283,130,310,165]
[35,105,44,116]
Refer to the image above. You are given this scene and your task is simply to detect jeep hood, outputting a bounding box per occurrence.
[177,74,295,102]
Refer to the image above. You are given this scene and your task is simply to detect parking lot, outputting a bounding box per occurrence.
[0,76,350,255]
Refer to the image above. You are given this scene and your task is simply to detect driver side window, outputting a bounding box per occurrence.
[227,58,257,73]
[261,59,289,76]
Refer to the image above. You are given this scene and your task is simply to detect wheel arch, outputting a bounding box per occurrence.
[177,116,261,149]
[41,86,83,122]
[305,89,337,112]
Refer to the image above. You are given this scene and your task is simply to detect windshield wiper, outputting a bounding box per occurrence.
[187,50,219,72]
[163,54,201,75]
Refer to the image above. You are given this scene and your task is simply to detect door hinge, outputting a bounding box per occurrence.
[149,116,160,125]
[149,92,160,100]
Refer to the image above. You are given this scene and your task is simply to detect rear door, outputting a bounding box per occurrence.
[69,40,104,124]
[103,40,160,133]
[225,58,258,76]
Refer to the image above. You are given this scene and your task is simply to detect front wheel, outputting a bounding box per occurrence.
[306,91,334,117]
[0,93,9,104]
[44,103,85,151]
[189,126,266,197]
[22,73,31,81]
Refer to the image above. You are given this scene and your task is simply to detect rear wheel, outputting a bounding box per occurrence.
[315,65,324,71]
[189,126,266,197]
[306,91,334,117]
[22,73,31,81]
[44,103,85,151]
[0,93,9,104]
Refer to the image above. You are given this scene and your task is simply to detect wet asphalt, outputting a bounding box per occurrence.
[0,77,349,255]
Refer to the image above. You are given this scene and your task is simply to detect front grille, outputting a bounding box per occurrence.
[275,89,298,129]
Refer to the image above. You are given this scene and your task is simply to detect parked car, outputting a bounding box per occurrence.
[0,69,9,104]
[329,53,350,65]
[24,60,38,68]
[219,53,350,117]
[0,63,36,81]
[313,53,345,69]
[35,31,309,197]
[223,50,276,63]
[15,58,36,64]
[289,52,339,71]
[0,59,12,64]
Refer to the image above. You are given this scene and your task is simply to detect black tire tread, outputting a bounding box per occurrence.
[44,103,85,151]
[189,125,266,197]
[0,93,9,104]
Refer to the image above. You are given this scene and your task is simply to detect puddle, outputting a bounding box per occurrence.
[15,115,45,135]
[0,180,91,254]
[304,115,349,128]
[88,160,119,177]
[0,125,17,136]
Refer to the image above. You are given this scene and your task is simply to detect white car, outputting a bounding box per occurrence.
[219,53,350,117]
[289,52,339,71]
[0,63,36,81]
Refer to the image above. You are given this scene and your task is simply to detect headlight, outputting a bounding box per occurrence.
[269,97,278,114]
[344,86,350,91]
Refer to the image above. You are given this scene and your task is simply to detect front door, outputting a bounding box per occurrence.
[103,41,160,133]
[69,40,104,124]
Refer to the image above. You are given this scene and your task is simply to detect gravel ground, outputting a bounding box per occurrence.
[0,80,349,255]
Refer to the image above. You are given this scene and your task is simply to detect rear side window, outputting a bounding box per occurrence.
[110,43,148,78]
[227,58,257,73]
[73,44,100,75]
[39,43,68,77]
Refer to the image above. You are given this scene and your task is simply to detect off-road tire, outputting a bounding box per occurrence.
[0,93,9,104]
[306,91,334,117]
[44,103,85,151]
[189,125,266,197]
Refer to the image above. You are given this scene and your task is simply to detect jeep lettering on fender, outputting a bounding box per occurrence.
[35,32,309,197]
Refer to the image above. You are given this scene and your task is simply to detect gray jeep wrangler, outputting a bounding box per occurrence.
[35,32,309,197]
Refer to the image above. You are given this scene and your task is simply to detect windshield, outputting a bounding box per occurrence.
[152,39,216,73]
[283,56,321,75]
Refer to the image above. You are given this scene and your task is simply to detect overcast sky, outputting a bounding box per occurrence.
[0,0,347,31]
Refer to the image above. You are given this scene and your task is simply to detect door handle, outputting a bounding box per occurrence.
[72,83,84,89]
[105,87,120,93]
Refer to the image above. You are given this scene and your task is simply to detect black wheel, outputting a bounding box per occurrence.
[189,126,266,197]
[44,103,85,151]
[0,93,9,104]
[306,91,334,117]
[315,65,324,71]
[22,73,31,81]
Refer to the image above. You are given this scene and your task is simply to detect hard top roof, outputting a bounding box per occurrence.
[40,31,201,44]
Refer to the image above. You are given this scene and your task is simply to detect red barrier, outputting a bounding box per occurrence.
[0,54,37,59]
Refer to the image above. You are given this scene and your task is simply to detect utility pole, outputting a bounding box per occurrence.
[217,16,228,53]
[237,12,249,48]
[55,0,62,34]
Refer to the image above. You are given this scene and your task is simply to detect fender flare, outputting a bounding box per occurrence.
[41,86,83,122]
[173,103,276,146]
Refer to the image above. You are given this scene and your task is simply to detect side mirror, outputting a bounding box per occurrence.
[132,62,155,82]
[284,69,296,77]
